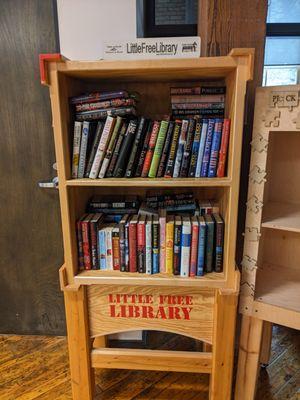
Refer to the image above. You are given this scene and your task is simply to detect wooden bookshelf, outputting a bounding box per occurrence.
[42,49,253,400]
[236,85,300,400]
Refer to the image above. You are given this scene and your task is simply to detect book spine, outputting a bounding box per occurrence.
[119,220,126,272]
[125,117,147,177]
[112,228,120,270]
[90,221,99,270]
[125,222,129,271]
[208,119,223,178]
[214,218,224,272]
[195,119,208,177]
[145,220,152,274]
[76,106,136,121]
[137,221,146,273]
[180,222,191,277]
[205,221,215,273]
[89,116,115,179]
[106,122,126,177]
[76,219,84,270]
[129,221,137,272]
[159,214,166,273]
[173,119,189,178]
[84,122,103,178]
[201,86,226,95]
[75,97,135,112]
[172,109,224,117]
[82,220,91,270]
[188,121,202,177]
[217,119,231,178]
[89,200,139,209]
[99,116,122,178]
[77,121,90,178]
[190,223,199,277]
[180,118,195,177]
[134,122,153,177]
[71,90,129,104]
[157,121,174,177]
[171,102,225,110]
[141,121,160,178]
[98,230,106,270]
[197,223,206,276]
[152,221,160,274]
[200,119,215,177]
[165,220,174,274]
[71,121,82,178]
[171,94,225,103]
[170,87,201,95]
[164,121,181,177]
[148,120,169,178]
[114,120,138,177]
[173,223,181,275]
[106,229,113,270]
[146,193,194,203]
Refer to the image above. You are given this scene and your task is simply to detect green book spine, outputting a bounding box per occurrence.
[148,120,169,178]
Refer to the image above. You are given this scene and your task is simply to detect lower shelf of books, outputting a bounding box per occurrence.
[74,269,226,288]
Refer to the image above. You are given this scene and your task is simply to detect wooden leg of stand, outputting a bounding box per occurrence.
[64,287,94,400]
[260,321,272,366]
[209,290,238,400]
[235,315,264,400]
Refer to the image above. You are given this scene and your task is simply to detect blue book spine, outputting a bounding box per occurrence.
[208,119,223,177]
[195,119,208,177]
[197,220,206,276]
[98,230,106,270]
[200,119,215,177]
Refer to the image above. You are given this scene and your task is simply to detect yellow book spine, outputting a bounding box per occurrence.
[165,219,174,274]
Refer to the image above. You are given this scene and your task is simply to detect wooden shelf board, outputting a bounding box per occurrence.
[255,263,300,313]
[74,270,226,288]
[262,202,300,233]
[66,178,231,188]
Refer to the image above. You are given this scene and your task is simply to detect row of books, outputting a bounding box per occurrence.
[170,86,226,119]
[76,193,224,276]
[71,115,230,179]
[71,90,137,121]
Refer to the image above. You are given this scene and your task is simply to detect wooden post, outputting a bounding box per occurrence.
[64,287,94,400]
[260,321,273,366]
[210,290,238,400]
[235,315,264,400]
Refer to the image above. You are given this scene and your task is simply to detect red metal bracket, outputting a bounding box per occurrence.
[39,53,62,85]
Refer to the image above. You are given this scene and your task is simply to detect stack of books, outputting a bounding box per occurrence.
[76,194,224,277]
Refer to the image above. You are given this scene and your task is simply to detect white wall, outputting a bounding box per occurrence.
[57,0,137,60]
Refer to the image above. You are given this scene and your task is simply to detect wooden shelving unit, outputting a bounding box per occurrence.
[235,84,300,400]
[42,49,253,400]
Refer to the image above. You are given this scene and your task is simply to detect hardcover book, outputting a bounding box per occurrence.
[188,120,202,177]
[119,214,129,272]
[113,120,138,177]
[78,121,91,179]
[208,118,223,178]
[148,120,169,178]
[217,119,231,178]
[180,118,196,177]
[213,213,224,272]
[76,213,87,270]
[82,214,93,270]
[204,214,215,273]
[200,119,215,177]
[129,215,138,272]
[195,119,208,178]
[159,209,167,273]
[106,121,127,177]
[137,214,146,273]
[190,216,199,277]
[75,106,136,121]
[165,216,175,274]
[125,117,148,177]
[98,228,106,270]
[141,121,160,178]
[157,121,174,177]
[70,90,129,104]
[112,226,120,270]
[173,216,182,275]
[75,97,135,112]
[197,216,206,276]
[180,216,191,277]
[145,216,152,274]
[152,215,160,274]
[71,121,82,178]
[134,121,153,177]
[173,119,189,178]
[164,120,181,178]
[90,213,103,270]
[84,121,104,178]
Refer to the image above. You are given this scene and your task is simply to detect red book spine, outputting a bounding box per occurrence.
[76,219,84,270]
[137,221,146,273]
[217,119,231,178]
[112,230,120,270]
[189,222,199,277]
[129,221,137,272]
[82,221,91,270]
[141,121,160,177]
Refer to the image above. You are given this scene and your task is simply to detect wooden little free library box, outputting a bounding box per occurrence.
[41,49,253,400]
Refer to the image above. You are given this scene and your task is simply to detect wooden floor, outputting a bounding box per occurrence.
[0,325,299,399]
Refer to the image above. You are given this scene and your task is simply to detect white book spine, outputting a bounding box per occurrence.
[106,227,113,270]
[89,116,114,179]
[77,121,90,178]
[98,157,110,179]
[173,119,188,178]
[71,121,82,178]
[195,121,208,177]
[145,220,152,274]
[180,219,191,277]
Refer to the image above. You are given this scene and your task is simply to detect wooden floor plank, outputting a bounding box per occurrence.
[0,327,299,400]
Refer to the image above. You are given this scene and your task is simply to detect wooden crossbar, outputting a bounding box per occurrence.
[91,348,212,373]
